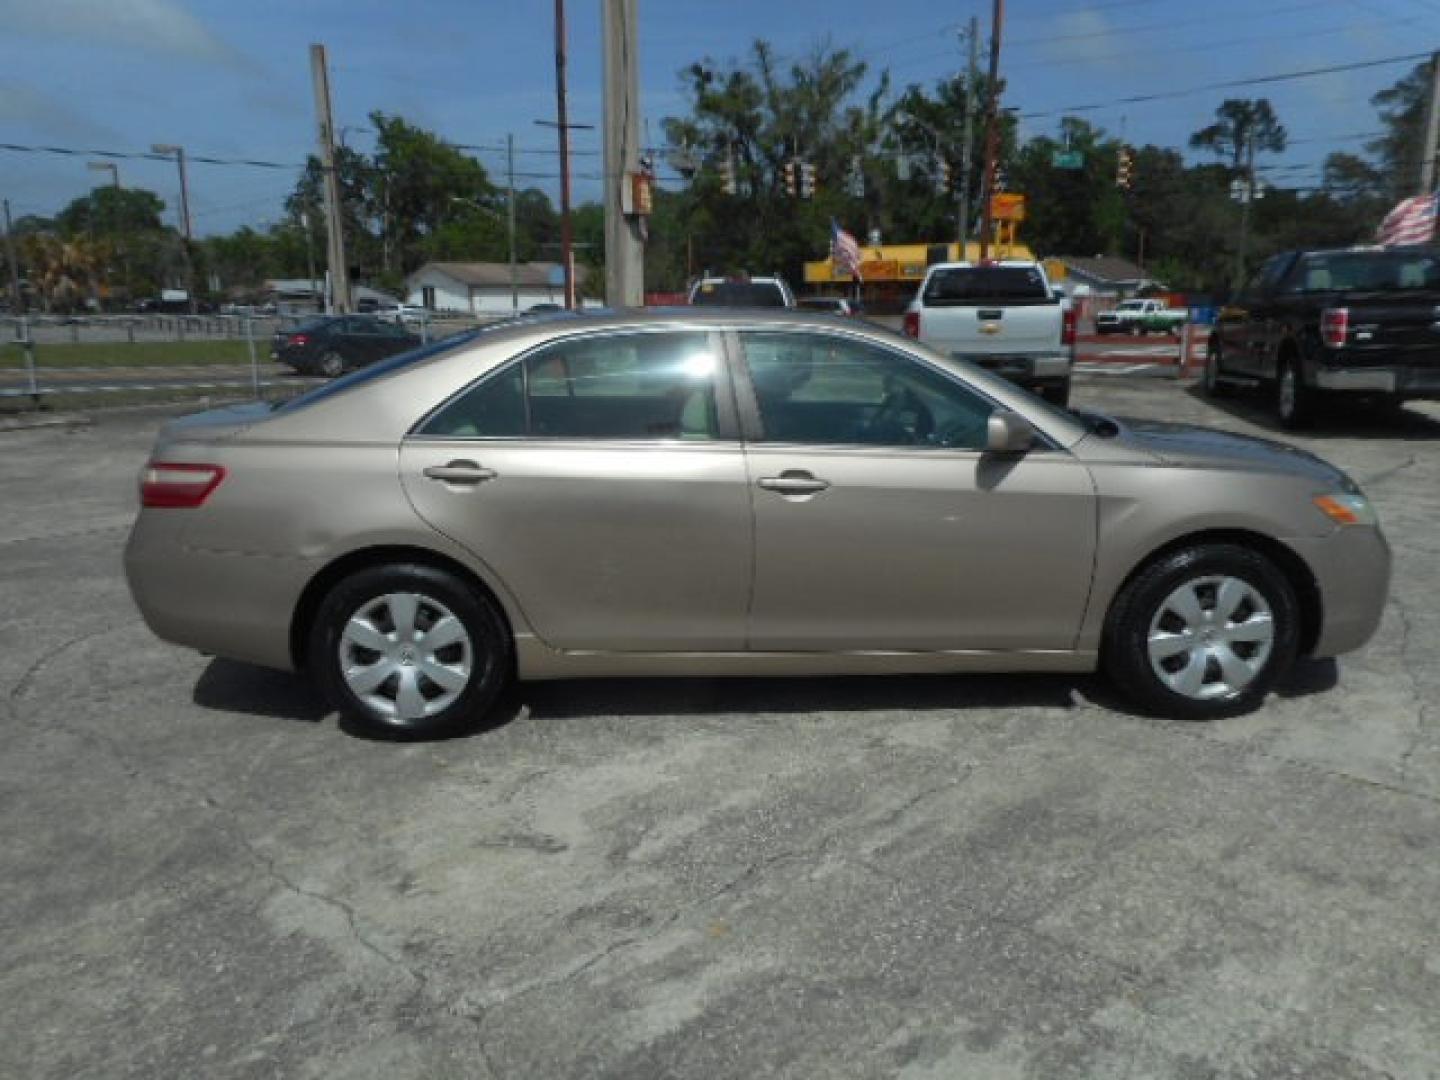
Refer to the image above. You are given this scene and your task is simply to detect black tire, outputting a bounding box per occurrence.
[1275,353,1313,429]
[1041,380,1072,408]
[1102,543,1299,721]
[309,563,513,739]
[319,350,346,378]
[1202,343,1229,397]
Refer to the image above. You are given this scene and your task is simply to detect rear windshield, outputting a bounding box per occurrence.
[691,281,788,307]
[922,266,1054,306]
[1293,251,1440,293]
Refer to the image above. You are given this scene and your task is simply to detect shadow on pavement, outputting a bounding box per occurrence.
[1185,384,1440,441]
[192,656,1346,739]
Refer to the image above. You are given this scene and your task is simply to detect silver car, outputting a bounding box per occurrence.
[125,310,1390,738]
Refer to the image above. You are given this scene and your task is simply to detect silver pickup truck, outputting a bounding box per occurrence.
[902,261,1075,406]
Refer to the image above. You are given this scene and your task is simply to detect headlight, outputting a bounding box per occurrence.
[1314,491,1378,527]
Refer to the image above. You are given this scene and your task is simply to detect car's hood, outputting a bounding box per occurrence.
[1112,418,1351,487]
[155,401,273,450]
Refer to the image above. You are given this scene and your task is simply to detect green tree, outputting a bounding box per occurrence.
[1189,98,1287,171]
[1368,60,1432,197]
[56,186,166,236]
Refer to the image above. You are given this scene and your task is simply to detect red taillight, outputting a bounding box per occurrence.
[1321,308,1349,349]
[287,333,310,347]
[1061,304,1078,347]
[903,310,920,338]
[140,463,226,509]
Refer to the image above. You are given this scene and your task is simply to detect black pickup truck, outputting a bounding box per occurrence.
[1206,246,1440,427]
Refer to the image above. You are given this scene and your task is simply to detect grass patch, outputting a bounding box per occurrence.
[0,339,256,369]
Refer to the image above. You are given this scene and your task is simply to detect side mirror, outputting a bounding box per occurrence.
[986,409,1036,454]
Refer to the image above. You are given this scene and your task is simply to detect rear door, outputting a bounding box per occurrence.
[399,328,753,651]
[919,266,1061,360]
[733,329,1097,652]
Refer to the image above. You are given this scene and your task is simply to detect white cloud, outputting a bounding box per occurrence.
[0,81,117,139]
[0,0,244,68]
[1039,7,1127,70]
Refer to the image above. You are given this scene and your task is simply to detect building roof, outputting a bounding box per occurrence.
[409,261,589,288]
[1053,255,1149,285]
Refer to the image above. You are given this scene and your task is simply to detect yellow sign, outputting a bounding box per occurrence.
[990,193,1027,222]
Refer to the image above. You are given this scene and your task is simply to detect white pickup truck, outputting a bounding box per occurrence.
[1095,298,1187,336]
[902,261,1075,406]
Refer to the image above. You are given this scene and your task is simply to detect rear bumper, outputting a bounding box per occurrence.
[953,351,1072,383]
[124,512,313,672]
[1313,355,1440,398]
[1286,525,1391,658]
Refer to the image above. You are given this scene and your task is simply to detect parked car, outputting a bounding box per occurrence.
[689,275,796,308]
[903,260,1076,406]
[1206,246,1440,427]
[797,297,859,316]
[127,309,1389,739]
[271,315,422,377]
[1096,298,1188,336]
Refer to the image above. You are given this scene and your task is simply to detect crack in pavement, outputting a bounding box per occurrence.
[1392,596,1431,784]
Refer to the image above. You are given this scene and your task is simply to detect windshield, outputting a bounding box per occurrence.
[275,329,485,412]
[922,266,1053,306]
[691,281,788,307]
[1294,250,1440,293]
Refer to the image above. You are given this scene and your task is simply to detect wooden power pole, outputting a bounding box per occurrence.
[978,0,1005,262]
[310,43,351,314]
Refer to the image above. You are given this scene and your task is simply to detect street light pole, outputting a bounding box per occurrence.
[152,143,197,313]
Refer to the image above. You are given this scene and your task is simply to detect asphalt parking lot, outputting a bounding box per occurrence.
[3,379,1439,1080]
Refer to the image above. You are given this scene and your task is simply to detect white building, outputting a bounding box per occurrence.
[406,262,591,315]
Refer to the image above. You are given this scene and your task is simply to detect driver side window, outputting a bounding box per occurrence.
[740,332,994,449]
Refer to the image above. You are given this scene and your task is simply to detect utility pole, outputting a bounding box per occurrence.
[1420,50,1440,194]
[603,0,644,308]
[2,199,38,399]
[309,43,351,314]
[552,0,576,309]
[1233,125,1257,292]
[977,0,1005,262]
[958,15,979,257]
[152,143,197,313]
[507,133,518,313]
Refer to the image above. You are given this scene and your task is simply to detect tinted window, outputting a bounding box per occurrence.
[742,332,995,449]
[419,331,721,440]
[1292,251,1440,293]
[922,266,1052,306]
[691,281,788,307]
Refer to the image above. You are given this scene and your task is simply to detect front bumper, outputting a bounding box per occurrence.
[1286,525,1392,658]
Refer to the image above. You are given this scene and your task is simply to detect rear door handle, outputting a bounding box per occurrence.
[423,460,497,485]
[757,472,831,495]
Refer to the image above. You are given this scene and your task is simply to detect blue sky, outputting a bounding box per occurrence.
[0,0,1432,235]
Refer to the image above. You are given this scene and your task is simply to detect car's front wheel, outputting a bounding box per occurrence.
[1102,543,1299,720]
[309,563,513,739]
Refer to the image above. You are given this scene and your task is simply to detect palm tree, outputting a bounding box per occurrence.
[19,234,104,313]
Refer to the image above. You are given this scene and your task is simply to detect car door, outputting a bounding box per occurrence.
[733,329,1097,653]
[398,328,752,651]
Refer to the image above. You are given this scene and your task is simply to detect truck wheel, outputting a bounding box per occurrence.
[1276,355,1314,429]
[1203,345,1229,398]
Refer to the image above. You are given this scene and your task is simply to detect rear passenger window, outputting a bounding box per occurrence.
[418,331,721,440]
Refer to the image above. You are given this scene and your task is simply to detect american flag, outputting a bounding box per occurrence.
[831,219,863,279]
[1377,192,1438,247]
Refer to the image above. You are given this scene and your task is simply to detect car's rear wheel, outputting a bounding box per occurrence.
[310,563,512,739]
[1102,543,1299,720]
[319,350,346,378]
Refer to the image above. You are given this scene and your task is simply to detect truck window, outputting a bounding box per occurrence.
[691,281,788,307]
[1294,251,1440,293]
[922,267,1053,306]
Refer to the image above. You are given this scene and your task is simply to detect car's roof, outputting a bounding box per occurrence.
[470,306,877,341]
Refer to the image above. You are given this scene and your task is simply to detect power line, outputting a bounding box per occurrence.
[0,142,302,170]
[1018,49,1432,119]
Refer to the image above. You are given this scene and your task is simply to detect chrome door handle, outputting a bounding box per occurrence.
[423,461,497,484]
[757,473,831,495]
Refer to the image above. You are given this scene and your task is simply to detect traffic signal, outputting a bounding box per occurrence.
[800,161,816,199]
[1116,146,1133,189]
[719,153,736,195]
[783,160,797,197]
